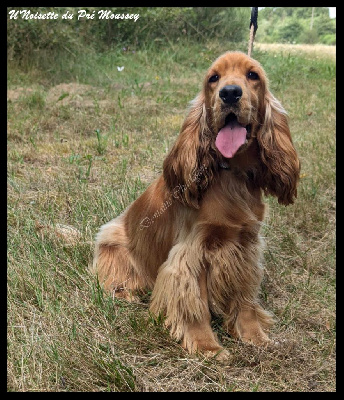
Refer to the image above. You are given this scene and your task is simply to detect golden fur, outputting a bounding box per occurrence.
[92,51,300,359]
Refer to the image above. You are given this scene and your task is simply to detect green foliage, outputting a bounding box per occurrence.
[321,34,336,45]
[7,7,250,63]
[299,29,319,45]
[257,7,335,44]
[278,19,304,43]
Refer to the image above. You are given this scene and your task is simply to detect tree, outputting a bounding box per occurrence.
[277,20,303,43]
[256,7,335,44]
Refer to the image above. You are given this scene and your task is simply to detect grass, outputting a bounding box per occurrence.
[7,40,336,392]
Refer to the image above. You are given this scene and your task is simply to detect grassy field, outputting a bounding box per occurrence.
[7,41,336,392]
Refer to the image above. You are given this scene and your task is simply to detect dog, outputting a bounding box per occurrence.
[92,51,300,359]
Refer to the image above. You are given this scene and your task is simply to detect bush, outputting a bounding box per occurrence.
[298,29,319,44]
[320,33,336,45]
[7,7,250,62]
[277,20,304,43]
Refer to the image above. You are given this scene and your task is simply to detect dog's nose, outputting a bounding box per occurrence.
[219,85,243,104]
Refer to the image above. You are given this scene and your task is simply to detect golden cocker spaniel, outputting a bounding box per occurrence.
[92,51,300,360]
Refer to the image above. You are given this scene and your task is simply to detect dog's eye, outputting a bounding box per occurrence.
[208,75,219,83]
[247,71,259,80]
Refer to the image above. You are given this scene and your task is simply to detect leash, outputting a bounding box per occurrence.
[248,7,258,58]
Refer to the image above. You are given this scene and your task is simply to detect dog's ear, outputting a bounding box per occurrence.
[163,93,215,208]
[257,91,300,205]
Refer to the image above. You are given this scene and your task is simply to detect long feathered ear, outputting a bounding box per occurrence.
[257,91,301,205]
[163,92,215,209]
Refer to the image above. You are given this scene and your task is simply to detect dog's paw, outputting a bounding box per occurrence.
[202,348,231,363]
[112,288,140,303]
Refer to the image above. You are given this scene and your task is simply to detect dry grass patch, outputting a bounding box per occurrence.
[256,43,335,59]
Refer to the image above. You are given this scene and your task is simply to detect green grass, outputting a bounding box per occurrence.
[7,41,335,392]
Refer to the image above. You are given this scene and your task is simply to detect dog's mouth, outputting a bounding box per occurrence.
[215,113,252,158]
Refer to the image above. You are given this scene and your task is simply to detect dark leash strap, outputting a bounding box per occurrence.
[248,7,258,57]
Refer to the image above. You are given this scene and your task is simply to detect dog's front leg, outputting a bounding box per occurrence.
[150,241,228,360]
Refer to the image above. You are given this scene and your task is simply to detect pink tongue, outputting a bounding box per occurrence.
[215,120,247,158]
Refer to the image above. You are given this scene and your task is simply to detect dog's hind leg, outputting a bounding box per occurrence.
[91,215,146,301]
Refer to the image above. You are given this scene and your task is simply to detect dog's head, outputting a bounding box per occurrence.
[204,51,267,159]
[163,51,300,207]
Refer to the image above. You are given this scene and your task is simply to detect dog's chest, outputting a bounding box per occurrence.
[200,171,265,225]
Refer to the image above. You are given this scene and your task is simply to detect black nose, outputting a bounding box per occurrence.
[219,85,243,104]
